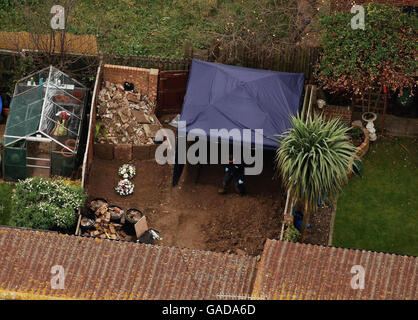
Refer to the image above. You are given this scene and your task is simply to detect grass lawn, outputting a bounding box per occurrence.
[333,137,418,257]
[0,1,233,57]
[0,181,14,225]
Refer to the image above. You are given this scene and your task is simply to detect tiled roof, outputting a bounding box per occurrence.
[252,240,418,300]
[0,226,257,300]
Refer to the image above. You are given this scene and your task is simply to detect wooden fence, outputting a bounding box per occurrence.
[185,41,321,83]
[102,44,321,82]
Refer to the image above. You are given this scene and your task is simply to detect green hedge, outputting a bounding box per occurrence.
[10,177,86,231]
[317,3,417,94]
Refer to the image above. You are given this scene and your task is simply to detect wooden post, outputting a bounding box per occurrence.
[381,85,387,134]
[184,39,192,60]
[300,201,310,242]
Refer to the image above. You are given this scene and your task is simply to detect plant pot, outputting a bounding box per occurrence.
[2,108,9,117]
[55,94,63,102]
[80,216,96,230]
[108,205,124,222]
[73,91,83,100]
[126,208,144,224]
[89,198,108,214]
[65,139,76,150]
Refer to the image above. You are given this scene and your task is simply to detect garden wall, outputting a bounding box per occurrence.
[102,64,159,106]
[92,63,163,162]
[93,143,159,161]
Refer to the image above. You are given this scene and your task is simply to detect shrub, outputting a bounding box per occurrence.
[10,177,86,231]
[350,127,364,139]
[275,113,357,239]
[316,3,417,95]
[283,222,301,243]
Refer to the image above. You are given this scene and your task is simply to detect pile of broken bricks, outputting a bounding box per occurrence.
[82,203,135,241]
[96,81,162,145]
[81,199,161,243]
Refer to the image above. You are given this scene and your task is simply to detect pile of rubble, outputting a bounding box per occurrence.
[96,81,161,145]
[81,199,136,241]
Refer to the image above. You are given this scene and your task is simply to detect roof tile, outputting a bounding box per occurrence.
[0,227,257,300]
[252,240,418,300]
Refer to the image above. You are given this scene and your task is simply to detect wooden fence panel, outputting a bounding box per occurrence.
[156,70,189,115]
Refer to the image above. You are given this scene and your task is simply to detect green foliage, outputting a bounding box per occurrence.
[94,121,107,141]
[5,55,36,97]
[10,177,86,231]
[0,182,14,225]
[275,114,357,212]
[350,126,364,139]
[316,3,417,94]
[283,222,301,242]
[0,0,298,58]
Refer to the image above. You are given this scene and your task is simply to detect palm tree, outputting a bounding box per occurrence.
[275,113,357,241]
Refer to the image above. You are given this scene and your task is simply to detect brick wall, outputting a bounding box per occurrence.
[93,143,160,161]
[320,105,353,126]
[103,64,159,104]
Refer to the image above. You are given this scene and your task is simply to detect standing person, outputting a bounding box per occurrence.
[218,154,246,196]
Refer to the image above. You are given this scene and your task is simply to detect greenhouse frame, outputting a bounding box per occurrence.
[2,66,88,181]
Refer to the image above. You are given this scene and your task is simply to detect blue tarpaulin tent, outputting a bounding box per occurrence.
[172,60,305,186]
[180,60,305,148]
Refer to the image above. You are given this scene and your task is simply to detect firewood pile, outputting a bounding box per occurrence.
[96,81,162,145]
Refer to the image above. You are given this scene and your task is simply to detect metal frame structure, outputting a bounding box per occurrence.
[2,66,88,180]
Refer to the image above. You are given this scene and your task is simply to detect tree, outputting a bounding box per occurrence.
[203,0,320,66]
[3,0,98,80]
[316,2,417,95]
[275,114,356,241]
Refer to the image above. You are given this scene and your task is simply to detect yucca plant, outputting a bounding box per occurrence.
[274,113,357,241]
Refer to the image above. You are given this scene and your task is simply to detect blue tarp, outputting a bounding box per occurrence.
[179,60,305,149]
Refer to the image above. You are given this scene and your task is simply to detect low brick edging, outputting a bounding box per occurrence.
[93,143,158,161]
[352,123,370,159]
[347,123,370,178]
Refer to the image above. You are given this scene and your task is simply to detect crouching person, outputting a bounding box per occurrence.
[218,156,246,196]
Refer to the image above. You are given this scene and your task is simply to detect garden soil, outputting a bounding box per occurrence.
[86,153,285,256]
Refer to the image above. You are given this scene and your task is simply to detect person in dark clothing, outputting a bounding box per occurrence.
[218,156,246,196]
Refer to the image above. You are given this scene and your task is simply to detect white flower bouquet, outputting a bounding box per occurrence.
[115,179,134,196]
[118,164,136,179]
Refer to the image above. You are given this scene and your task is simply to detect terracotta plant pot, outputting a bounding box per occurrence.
[126,208,144,224]
[63,96,70,103]
[89,198,108,214]
[73,91,83,99]
[65,139,76,150]
[55,94,63,102]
